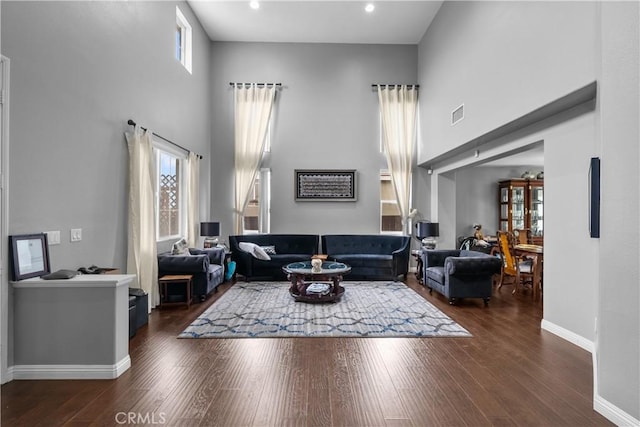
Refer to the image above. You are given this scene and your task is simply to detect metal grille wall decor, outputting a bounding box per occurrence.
[159,173,179,236]
[295,170,357,201]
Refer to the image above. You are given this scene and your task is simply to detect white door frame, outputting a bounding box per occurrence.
[1,56,11,384]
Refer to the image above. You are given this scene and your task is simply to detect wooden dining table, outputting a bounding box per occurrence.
[514,243,543,299]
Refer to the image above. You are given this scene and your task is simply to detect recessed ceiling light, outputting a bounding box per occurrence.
[250,1,260,10]
[365,3,375,13]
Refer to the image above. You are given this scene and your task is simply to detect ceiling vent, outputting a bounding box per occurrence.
[451,104,464,126]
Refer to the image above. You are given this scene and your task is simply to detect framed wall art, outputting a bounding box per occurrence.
[9,233,51,281]
[295,169,357,201]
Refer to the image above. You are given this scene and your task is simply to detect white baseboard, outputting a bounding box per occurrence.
[542,320,639,426]
[541,319,595,353]
[2,365,14,384]
[594,394,640,427]
[11,356,131,380]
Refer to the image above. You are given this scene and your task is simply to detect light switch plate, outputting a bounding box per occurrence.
[46,230,61,245]
[70,228,82,242]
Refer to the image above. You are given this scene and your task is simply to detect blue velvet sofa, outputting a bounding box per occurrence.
[321,234,411,281]
[229,234,319,281]
[421,249,501,306]
[157,247,225,302]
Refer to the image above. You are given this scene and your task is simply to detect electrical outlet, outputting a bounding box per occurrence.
[70,228,82,242]
[45,230,61,245]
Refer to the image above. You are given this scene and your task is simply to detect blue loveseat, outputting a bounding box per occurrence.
[229,234,319,281]
[421,249,501,306]
[157,247,225,302]
[321,234,411,281]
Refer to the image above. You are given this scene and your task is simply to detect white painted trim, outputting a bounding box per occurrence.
[0,56,10,385]
[542,320,640,425]
[11,274,135,289]
[541,319,595,353]
[594,394,640,427]
[12,356,131,380]
[5,365,14,383]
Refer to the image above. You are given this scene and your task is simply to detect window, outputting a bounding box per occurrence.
[380,171,403,234]
[155,145,187,241]
[243,168,271,234]
[175,6,192,74]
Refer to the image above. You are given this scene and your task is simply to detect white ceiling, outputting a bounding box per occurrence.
[188,0,543,168]
[187,0,444,44]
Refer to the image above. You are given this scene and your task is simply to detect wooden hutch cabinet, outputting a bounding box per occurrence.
[498,179,544,244]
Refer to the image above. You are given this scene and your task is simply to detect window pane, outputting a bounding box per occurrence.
[380,178,395,200]
[381,201,402,232]
[243,177,260,233]
[158,152,180,238]
[176,26,182,61]
[380,172,402,233]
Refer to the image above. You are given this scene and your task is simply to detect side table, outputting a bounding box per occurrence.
[412,249,423,285]
[159,274,193,309]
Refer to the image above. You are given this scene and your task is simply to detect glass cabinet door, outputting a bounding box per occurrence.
[511,186,525,230]
[499,186,510,232]
[529,184,544,237]
[498,179,544,242]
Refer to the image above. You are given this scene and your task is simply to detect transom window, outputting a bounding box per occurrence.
[175,6,192,74]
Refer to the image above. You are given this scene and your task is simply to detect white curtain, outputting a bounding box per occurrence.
[378,85,418,235]
[233,84,276,234]
[186,152,200,247]
[125,127,159,308]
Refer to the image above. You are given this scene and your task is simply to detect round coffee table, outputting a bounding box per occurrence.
[282,261,351,303]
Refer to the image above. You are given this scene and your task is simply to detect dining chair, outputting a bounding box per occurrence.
[513,228,532,245]
[496,231,536,294]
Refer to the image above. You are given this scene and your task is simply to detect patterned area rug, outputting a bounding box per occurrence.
[179,281,471,338]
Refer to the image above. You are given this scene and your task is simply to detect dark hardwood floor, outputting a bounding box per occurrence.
[2,276,612,426]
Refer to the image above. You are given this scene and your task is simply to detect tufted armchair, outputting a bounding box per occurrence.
[422,249,501,306]
[157,247,225,302]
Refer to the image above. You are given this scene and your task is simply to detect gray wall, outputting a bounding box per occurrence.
[418,1,598,164]
[597,1,639,420]
[2,0,212,270]
[209,42,417,242]
[418,0,638,421]
[454,166,543,240]
[1,0,211,368]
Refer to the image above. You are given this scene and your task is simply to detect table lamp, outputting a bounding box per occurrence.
[415,221,439,249]
[200,222,220,248]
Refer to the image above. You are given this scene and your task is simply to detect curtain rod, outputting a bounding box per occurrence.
[371,84,420,90]
[229,82,282,87]
[127,120,203,159]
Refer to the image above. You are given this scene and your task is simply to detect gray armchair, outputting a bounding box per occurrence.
[157,247,225,302]
[422,249,501,306]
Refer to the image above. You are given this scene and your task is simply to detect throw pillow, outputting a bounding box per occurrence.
[225,261,236,281]
[238,242,271,260]
[172,238,189,255]
[261,245,277,255]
